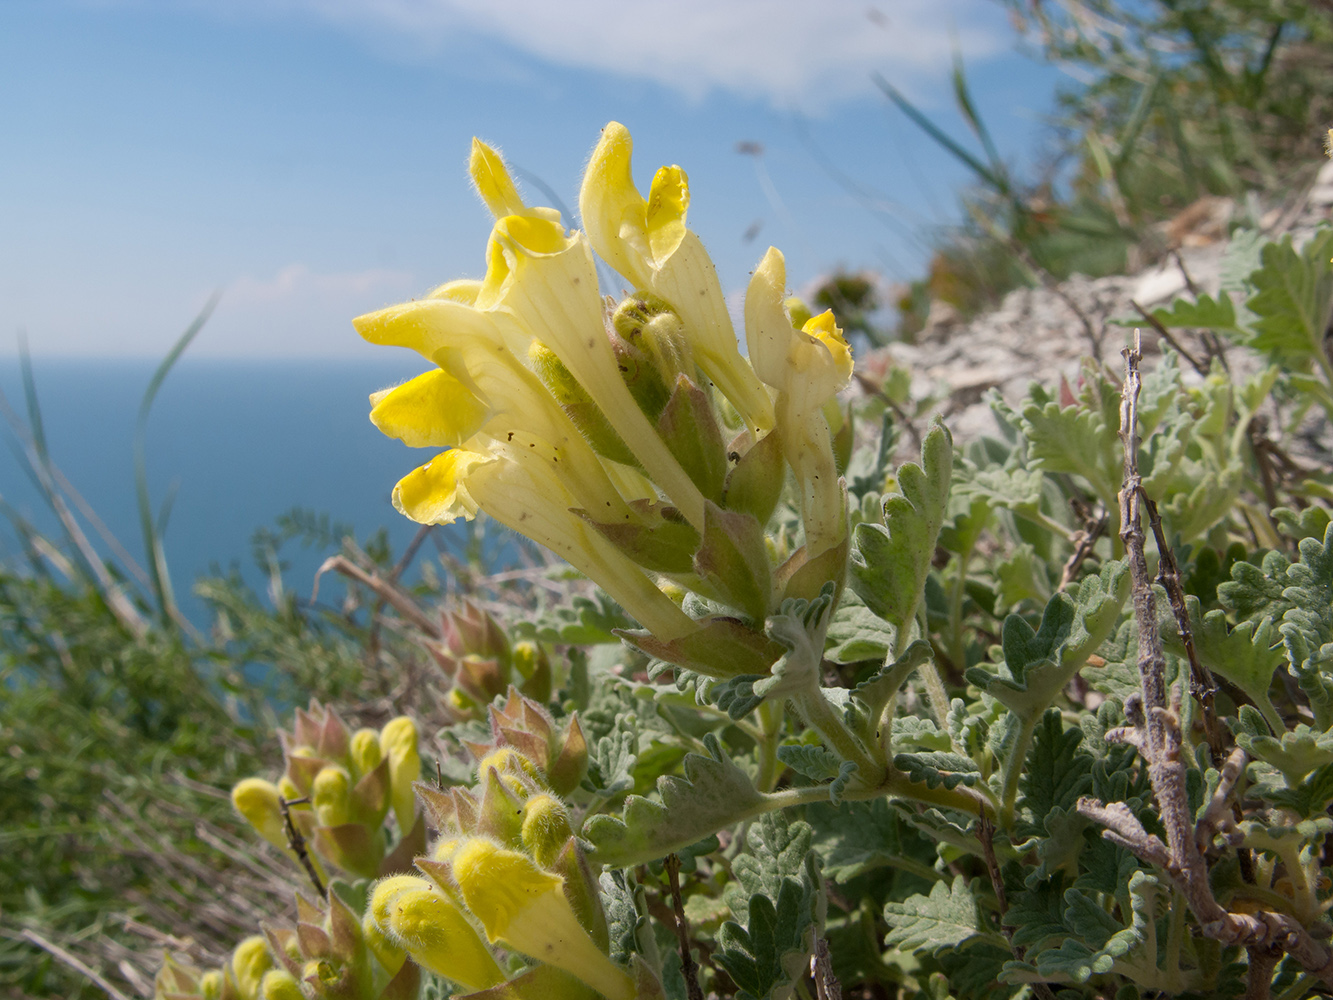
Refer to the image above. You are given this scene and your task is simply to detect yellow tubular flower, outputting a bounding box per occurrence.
[580,122,774,436]
[476,213,707,529]
[383,886,506,992]
[745,248,852,558]
[470,139,561,224]
[356,299,637,523]
[392,440,697,642]
[452,838,635,1000]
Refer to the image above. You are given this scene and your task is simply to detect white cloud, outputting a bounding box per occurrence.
[204,263,419,356]
[181,0,1007,107]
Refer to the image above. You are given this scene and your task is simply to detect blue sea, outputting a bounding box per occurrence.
[0,356,470,623]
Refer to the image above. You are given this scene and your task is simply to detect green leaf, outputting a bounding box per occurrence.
[1002,873,1161,986]
[1264,761,1333,817]
[965,561,1129,722]
[883,875,998,953]
[1280,525,1333,727]
[806,797,939,884]
[586,729,638,797]
[1147,292,1246,341]
[715,813,824,1000]
[823,587,895,664]
[1169,597,1285,730]
[1017,709,1094,840]
[1245,229,1333,365]
[600,869,661,971]
[892,750,983,790]
[1218,549,1293,623]
[999,373,1121,504]
[583,734,764,868]
[850,423,952,634]
[1236,723,1333,786]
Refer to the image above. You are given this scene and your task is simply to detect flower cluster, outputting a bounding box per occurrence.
[427,601,552,718]
[364,692,645,1000]
[358,123,853,679]
[231,703,423,880]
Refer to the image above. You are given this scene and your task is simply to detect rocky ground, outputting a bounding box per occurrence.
[862,157,1333,449]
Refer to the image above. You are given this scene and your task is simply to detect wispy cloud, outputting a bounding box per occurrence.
[227,263,414,306]
[176,0,1007,107]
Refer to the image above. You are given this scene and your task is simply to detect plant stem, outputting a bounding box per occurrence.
[790,684,884,786]
[754,700,784,793]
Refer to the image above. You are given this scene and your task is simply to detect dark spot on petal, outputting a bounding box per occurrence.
[507,432,514,441]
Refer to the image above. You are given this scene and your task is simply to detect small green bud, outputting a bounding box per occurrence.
[259,969,304,1000]
[311,766,352,828]
[349,728,383,778]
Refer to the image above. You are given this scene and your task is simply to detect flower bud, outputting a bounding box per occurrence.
[383,885,505,992]
[231,778,287,852]
[231,936,273,1000]
[198,970,224,999]
[528,341,638,466]
[362,913,406,978]
[349,728,383,778]
[519,794,573,869]
[311,767,352,828]
[259,969,304,1000]
[511,640,552,702]
[379,717,421,831]
[452,838,635,1000]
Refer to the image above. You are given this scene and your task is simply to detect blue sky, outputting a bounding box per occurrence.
[0,0,1066,359]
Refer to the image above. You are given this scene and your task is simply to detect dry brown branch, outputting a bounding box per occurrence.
[1076,330,1333,990]
[665,853,705,1000]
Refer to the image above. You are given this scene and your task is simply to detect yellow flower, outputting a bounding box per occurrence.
[391,442,697,641]
[581,122,774,437]
[380,883,506,992]
[452,838,635,1000]
[745,247,852,558]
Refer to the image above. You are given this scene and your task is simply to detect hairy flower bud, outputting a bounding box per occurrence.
[519,794,573,869]
[381,885,505,992]
[231,778,287,852]
[452,838,635,1000]
[379,717,421,831]
[231,936,273,1000]
[258,969,303,1000]
[311,766,352,828]
[349,728,383,778]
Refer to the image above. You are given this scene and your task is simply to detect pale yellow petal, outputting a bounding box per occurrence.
[392,450,491,524]
[369,369,490,448]
[579,121,650,288]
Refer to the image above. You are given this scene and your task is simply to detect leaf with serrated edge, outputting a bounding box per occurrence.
[584,733,764,868]
[965,561,1129,722]
[883,875,999,954]
[850,423,952,634]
